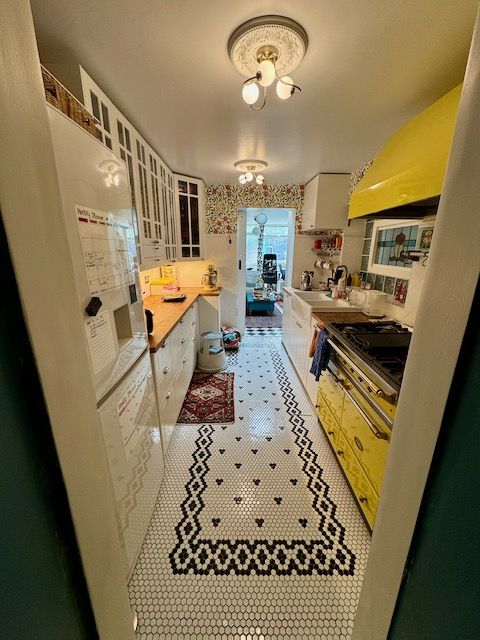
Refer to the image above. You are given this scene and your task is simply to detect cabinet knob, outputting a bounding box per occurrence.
[166,391,171,399]
[336,450,344,456]
[181,338,185,344]
[328,431,334,436]
[161,341,167,349]
[315,404,320,408]
[359,496,368,504]
[163,367,169,375]
[180,319,184,324]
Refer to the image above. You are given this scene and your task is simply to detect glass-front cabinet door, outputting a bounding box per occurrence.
[174,174,205,259]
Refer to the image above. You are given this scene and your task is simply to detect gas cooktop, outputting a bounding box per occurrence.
[328,321,412,390]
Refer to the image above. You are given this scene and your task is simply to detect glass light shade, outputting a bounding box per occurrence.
[276,76,294,99]
[245,171,254,182]
[254,213,268,225]
[239,174,247,184]
[257,59,276,87]
[242,82,260,105]
[256,175,264,184]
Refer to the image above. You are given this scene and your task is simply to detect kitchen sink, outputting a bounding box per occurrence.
[293,290,363,312]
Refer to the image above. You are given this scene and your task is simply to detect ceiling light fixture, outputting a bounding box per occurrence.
[228,15,308,110]
[234,160,268,185]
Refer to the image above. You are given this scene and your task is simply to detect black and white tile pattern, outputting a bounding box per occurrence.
[129,334,370,639]
[244,327,283,338]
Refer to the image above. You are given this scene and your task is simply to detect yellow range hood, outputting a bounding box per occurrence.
[349,84,462,219]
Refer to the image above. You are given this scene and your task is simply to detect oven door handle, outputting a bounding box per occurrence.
[326,363,343,385]
[342,384,389,440]
[327,339,392,399]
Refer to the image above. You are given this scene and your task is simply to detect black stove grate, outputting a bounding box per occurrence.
[329,321,412,388]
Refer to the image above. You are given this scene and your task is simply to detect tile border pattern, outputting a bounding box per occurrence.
[169,342,356,577]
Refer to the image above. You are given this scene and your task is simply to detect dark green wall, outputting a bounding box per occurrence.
[388,281,480,639]
[0,214,98,640]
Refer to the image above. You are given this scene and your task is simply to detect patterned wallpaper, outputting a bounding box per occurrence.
[205,184,304,234]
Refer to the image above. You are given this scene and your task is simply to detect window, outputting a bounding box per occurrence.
[367,220,419,278]
[246,223,289,271]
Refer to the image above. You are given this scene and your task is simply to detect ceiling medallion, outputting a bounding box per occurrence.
[234,159,268,185]
[228,15,308,110]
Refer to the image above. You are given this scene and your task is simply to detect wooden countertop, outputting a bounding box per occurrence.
[144,287,221,353]
[312,311,370,327]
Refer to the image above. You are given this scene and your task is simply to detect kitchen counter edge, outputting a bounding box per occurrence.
[144,287,222,353]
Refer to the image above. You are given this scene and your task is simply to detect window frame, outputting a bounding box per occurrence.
[367,219,419,278]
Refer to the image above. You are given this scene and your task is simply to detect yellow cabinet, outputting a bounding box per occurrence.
[341,386,390,495]
[317,367,344,425]
[336,431,379,529]
[316,399,341,449]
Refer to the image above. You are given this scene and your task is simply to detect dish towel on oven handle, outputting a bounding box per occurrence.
[309,328,331,381]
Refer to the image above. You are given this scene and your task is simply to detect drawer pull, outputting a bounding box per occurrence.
[328,431,334,436]
[166,391,171,399]
[180,319,184,324]
[354,436,364,451]
[183,357,187,364]
[342,385,388,440]
[192,321,196,326]
[163,367,169,375]
[181,338,185,344]
[296,321,302,328]
[193,337,196,342]
[161,341,167,349]
[336,450,344,456]
[359,496,368,504]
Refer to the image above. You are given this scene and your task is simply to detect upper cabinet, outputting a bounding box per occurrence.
[302,173,350,231]
[174,174,205,259]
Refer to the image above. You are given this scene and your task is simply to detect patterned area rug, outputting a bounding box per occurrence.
[178,371,235,424]
[245,305,283,328]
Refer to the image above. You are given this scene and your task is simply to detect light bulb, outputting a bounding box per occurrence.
[245,171,254,182]
[256,175,264,184]
[242,82,260,105]
[239,174,247,184]
[276,76,294,100]
[257,59,276,87]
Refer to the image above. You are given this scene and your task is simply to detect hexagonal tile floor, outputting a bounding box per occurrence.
[128,330,370,639]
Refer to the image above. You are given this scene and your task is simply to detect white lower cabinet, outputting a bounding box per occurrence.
[152,301,199,453]
[282,290,312,388]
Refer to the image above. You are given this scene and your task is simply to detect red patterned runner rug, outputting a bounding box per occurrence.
[177,371,235,424]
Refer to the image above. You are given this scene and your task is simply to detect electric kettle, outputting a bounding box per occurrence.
[300,271,314,291]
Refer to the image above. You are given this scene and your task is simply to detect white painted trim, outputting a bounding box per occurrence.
[0,3,135,638]
[352,9,480,639]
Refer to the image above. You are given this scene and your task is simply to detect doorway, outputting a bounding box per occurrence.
[236,208,295,335]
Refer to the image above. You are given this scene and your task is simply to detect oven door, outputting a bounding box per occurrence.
[338,367,391,496]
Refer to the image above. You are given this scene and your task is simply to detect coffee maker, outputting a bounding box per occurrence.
[300,271,314,290]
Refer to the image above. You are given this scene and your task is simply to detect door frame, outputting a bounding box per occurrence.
[236,207,295,335]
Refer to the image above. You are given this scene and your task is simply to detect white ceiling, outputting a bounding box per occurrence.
[31,0,478,184]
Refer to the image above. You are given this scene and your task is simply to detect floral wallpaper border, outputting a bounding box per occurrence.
[205,184,304,234]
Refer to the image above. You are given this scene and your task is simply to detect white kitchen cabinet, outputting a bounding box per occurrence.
[174,174,205,259]
[151,301,198,453]
[302,173,351,231]
[163,164,178,261]
[282,288,311,386]
[198,295,221,335]
[80,67,175,269]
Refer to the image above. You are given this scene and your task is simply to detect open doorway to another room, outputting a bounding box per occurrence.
[236,208,295,334]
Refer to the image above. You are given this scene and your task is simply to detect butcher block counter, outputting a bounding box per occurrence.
[312,311,369,328]
[144,287,221,352]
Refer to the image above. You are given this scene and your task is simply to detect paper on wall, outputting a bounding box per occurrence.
[84,311,116,375]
